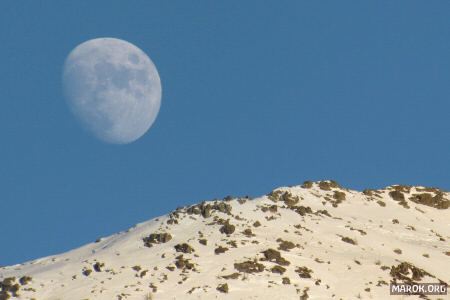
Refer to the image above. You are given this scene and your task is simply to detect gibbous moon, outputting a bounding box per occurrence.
[62,38,161,144]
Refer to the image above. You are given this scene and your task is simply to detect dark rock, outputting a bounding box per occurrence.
[271,265,286,274]
[341,236,357,245]
[217,283,229,293]
[261,249,290,266]
[215,246,229,255]
[174,243,195,254]
[19,276,32,286]
[253,221,261,227]
[93,262,104,272]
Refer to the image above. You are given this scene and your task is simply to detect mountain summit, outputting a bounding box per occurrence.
[1,181,449,299]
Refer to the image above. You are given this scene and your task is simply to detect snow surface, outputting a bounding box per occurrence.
[1,181,449,300]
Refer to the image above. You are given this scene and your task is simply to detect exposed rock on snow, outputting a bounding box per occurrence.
[0,181,449,299]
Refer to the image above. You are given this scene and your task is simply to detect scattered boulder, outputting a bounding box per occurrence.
[215,246,229,255]
[261,249,290,266]
[82,268,92,276]
[174,243,195,254]
[93,262,104,272]
[217,283,229,293]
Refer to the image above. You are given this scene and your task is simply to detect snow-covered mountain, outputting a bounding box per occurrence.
[1,181,449,300]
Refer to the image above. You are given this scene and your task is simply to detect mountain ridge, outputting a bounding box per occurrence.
[1,180,449,300]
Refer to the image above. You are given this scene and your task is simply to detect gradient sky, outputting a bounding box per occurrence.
[1,1,449,266]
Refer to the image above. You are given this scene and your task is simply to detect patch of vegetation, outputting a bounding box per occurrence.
[234,260,265,273]
[333,191,346,201]
[318,181,332,191]
[295,266,313,278]
[174,243,195,254]
[341,236,357,245]
[174,255,195,270]
[214,246,229,255]
[149,283,158,293]
[393,248,402,255]
[293,205,313,216]
[376,200,386,207]
[18,276,32,286]
[242,228,255,237]
[300,287,310,300]
[282,277,291,284]
[260,249,290,266]
[281,192,299,207]
[219,220,235,235]
[132,265,141,272]
[253,220,261,227]
[221,272,240,280]
[316,209,331,217]
[389,191,410,208]
[301,181,313,189]
[271,265,286,274]
[389,262,434,285]
[409,192,449,209]
[363,189,374,196]
[198,239,207,246]
[227,240,238,248]
[261,204,278,213]
[143,233,172,248]
[268,190,283,202]
[0,277,20,298]
[276,239,296,251]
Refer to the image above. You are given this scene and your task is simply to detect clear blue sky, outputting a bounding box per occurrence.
[1,1,449,266]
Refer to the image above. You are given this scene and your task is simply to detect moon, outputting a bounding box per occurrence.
[62,38,161,144]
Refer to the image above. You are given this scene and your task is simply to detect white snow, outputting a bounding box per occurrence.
[1,181,448,299]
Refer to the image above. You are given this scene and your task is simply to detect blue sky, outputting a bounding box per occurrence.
[1,1,449,266]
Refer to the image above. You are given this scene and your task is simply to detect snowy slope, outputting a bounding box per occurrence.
[1,181,449,300]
